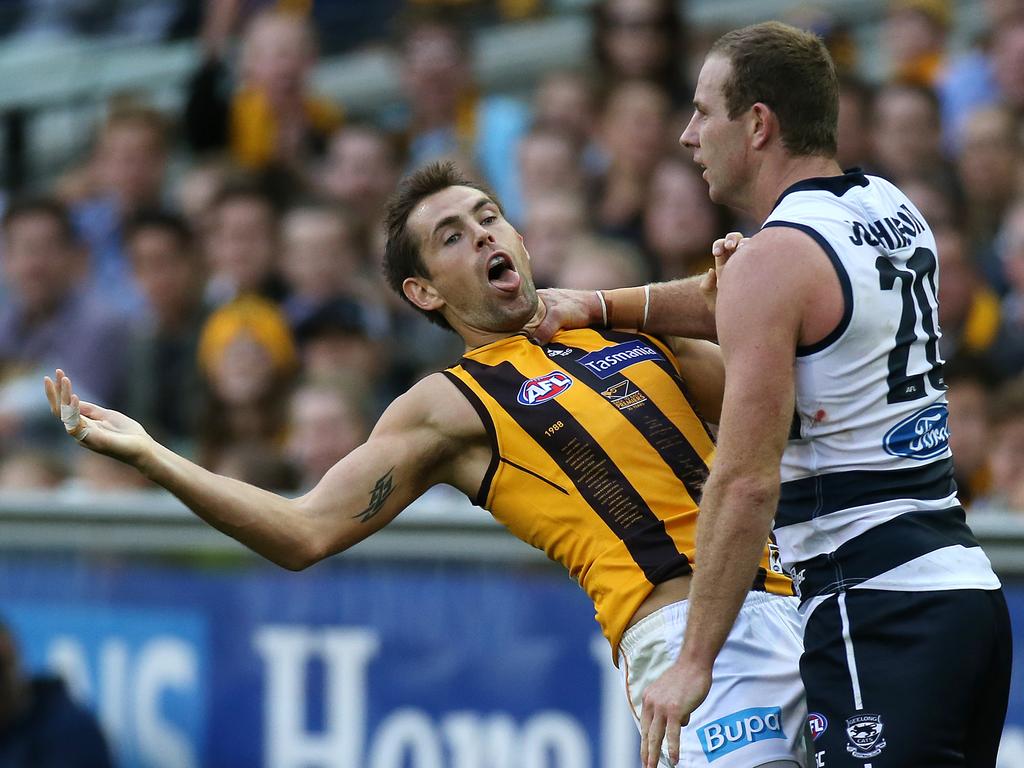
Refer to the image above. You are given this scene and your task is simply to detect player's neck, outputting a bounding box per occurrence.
[460,327,524,352]
[751,155,844,222]
[455,298,544,351]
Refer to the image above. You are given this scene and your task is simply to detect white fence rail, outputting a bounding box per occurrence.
[2,489,1023,573]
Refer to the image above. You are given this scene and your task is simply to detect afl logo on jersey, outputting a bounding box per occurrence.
[517,372,573,406]
[883,404,950,460]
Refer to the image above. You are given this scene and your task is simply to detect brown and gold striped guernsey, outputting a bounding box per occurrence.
[444,328,793,661]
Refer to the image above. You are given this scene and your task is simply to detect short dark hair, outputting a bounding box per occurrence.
[330,121,403,168]
[394,10,469,59]
[838,74,874,117]
[102,103,170,152]
[1,196,77,245]
[383,162,500,331]
[125,209,193,251]
[873,80,941,126]
[211,176,279,217]
[710,21,838,157]
[592,0,687,99]
[522,122,583,159]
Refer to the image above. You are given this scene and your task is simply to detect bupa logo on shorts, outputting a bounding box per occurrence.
[698,707,786,762]
[883,403,949,460]
[577,340,662,379]
[517,371,573,406]
[845,714,886,759]
[807,712,828,741]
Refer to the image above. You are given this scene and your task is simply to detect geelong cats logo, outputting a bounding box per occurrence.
[845,714,886,759]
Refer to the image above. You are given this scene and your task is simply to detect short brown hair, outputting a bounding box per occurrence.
[710,21,838,157]
[103,103,170,152]
[383,162,500,331]
[1,196,77,245]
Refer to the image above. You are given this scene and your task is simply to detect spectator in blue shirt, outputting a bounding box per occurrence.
[0,619,113,768]
[0,198,129,446]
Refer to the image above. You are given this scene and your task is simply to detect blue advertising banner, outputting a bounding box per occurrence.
[0,555,636,768]
[0,555,1021,767]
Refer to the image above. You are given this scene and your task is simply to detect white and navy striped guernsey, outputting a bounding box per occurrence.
[763,169,1000,614]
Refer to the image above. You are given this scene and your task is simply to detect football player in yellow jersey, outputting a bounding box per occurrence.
[45,162,808,768]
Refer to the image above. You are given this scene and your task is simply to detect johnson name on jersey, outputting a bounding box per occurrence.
[762,170,999,611]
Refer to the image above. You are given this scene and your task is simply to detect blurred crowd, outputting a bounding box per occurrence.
[0,0,1023,513]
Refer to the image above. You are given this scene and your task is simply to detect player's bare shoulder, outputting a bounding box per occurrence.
[372,372,492,497]
[735,227,833,282]
[743,226,845,346]
[393,372,489,442]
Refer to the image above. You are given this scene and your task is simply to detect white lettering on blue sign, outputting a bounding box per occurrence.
[883,404,949,461]
[698,707,785,762]
[577,341,662,380]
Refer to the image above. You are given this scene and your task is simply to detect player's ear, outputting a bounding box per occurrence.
[749,102,774,150]
[518,233,531,261]
[403,276,445,313]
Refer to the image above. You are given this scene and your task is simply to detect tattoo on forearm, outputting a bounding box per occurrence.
[352,467,396,523]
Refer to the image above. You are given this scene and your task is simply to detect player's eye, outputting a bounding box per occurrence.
[481,214,497,225]
[444,232,460,246]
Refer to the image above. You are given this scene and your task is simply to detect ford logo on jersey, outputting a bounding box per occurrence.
[577,340,661,379]
[883,404,950,460]
[698,707,786,762]
[517,372,573,406]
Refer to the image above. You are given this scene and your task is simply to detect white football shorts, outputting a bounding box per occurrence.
[619,591,809,767]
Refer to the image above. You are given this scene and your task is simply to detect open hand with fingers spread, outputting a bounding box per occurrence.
[43,369,152,465]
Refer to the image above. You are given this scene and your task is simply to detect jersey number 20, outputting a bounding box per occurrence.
[876,247,945,404]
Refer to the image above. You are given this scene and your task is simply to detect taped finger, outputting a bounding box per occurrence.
[60,399,90,442]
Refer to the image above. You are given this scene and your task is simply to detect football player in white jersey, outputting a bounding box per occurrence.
[535,21,1010,768]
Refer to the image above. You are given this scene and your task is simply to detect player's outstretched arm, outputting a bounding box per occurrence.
[44,370,475,570]
[530,233,745,343]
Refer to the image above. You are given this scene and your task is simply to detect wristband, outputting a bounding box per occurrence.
[642,283,651,331]
[603,285,648,330]
[596,290,609,327]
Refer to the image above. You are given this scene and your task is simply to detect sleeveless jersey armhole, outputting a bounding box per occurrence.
[762,220,854,357]
[442,369,500,507]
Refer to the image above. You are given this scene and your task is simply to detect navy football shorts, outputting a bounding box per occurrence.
[801,588,1011,767]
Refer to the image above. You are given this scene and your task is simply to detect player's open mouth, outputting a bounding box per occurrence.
[486,252,521,293]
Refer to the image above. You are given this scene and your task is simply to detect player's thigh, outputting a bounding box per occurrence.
[681,594,809,767]
[964,589,1012,768]
[802,588,1009,767]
